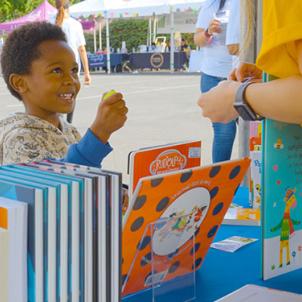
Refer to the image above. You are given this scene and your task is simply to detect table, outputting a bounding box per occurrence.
[129,52,187,70]
[87,53,128,71]
[123,225,302,301]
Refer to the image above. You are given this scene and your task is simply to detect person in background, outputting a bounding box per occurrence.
[55,0,91,123]
[197,0,302,125]
[180,38,190,69]
[150,42,157,52]
[164,41,171,53]
[180,38,189,52]
[0,22,127,166]
[194,0,235,163]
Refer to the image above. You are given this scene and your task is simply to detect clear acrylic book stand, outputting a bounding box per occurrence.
[122,214,197,302]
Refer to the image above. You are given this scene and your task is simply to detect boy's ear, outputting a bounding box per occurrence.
[9,74,28,95]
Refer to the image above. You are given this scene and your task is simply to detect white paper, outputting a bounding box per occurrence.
[211,236,257,253]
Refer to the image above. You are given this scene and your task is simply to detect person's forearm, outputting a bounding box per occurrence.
[194,30,209,48]
[246,76,302,124]
[79,46,90,75]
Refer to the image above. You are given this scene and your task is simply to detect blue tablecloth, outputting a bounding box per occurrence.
[129,52,187,70]
[87,53,127,70]
[123,225,302,302]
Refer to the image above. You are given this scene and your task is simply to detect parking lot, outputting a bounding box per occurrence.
[0,73,239,183]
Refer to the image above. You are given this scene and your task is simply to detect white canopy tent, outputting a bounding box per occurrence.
[69,0,205,73]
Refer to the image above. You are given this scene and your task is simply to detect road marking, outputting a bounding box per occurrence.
[6,104,23,108]
[77,84,198,101]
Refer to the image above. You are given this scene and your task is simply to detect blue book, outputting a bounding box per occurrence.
[28,162,95,302]
[0,176,47,302]
[45,160,121,302]
[46,160,122,302]
[18,164,85,302]
[262,119,302,280]
[0,166,69,302]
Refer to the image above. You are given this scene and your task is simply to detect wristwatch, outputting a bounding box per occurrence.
[233,80,264,121]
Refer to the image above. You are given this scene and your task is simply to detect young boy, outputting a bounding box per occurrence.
[0,22,128,166]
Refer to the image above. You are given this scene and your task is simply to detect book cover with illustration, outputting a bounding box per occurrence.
[122,158,250,296]
[127,140,202,198]
[262,119,302,280]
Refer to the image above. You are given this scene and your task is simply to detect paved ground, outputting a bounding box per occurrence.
[0,73,239,183]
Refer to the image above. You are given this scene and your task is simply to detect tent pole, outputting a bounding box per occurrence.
[169,5,175,73]
[99,20,102,51]
[148,17,152,45]
[93,22,97,53]
[153,16,157,42]
[105,12,111,74]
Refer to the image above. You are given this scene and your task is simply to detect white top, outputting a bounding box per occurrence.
[195,0,233,78]
[226,0,240,68]
[61,17,86,70]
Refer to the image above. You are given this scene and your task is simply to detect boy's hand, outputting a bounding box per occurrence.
[90,92,128,143]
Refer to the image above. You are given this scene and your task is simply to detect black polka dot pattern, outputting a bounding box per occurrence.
[168,261,180,274]
[151,177,164,187]
[194,226,201,237]
[210,186,219,199]
[234,184,240,196]
[156,197,170,212]
[122,158,249,294]
[207,225,218,238]
[140,252,151,267]
[212,202,224,215]
[133,195,147,211]
[130,217,144,232]
[122,274,128,285]
[190,243,201,255]
[137,236,151,250]
[180,170,193,183]
[192,258,202,270]
[167,248,179,259]
[209,165,221,178]
[229,165,241,179]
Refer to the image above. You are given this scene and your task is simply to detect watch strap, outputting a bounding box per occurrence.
[234,80,263,121]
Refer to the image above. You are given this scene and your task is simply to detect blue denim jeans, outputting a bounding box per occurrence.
[201,72,237,163]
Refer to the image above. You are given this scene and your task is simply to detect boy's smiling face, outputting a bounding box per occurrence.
[19,39,81,126]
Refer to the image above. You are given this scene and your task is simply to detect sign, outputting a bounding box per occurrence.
[150,53,164,68]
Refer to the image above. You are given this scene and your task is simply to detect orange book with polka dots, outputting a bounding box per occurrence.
[122,157,251,296]
[127,140,202,198]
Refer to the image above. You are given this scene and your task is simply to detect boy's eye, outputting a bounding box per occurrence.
[72,67,79,74]
[52,67,62,74]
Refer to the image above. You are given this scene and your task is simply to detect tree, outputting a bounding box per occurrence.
[84,18,149,53]
[0,0,80,23]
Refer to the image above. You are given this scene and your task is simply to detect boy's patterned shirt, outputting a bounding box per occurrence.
[0,113,81,165]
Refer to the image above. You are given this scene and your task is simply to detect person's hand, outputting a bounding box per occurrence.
[84,73,92,85]
[198,80,241,123]
[229,62,262,82]
[227,43,239,56]
[90,92,128,143]
[207,19,222,35]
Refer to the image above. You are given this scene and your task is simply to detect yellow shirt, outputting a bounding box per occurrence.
[256,0,302,78]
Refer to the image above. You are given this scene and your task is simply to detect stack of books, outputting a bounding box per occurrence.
[0,160,122,302]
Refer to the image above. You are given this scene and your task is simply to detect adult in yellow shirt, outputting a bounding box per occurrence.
[197,0,302,124]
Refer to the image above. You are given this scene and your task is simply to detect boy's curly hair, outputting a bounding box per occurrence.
[1,21,67,100]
